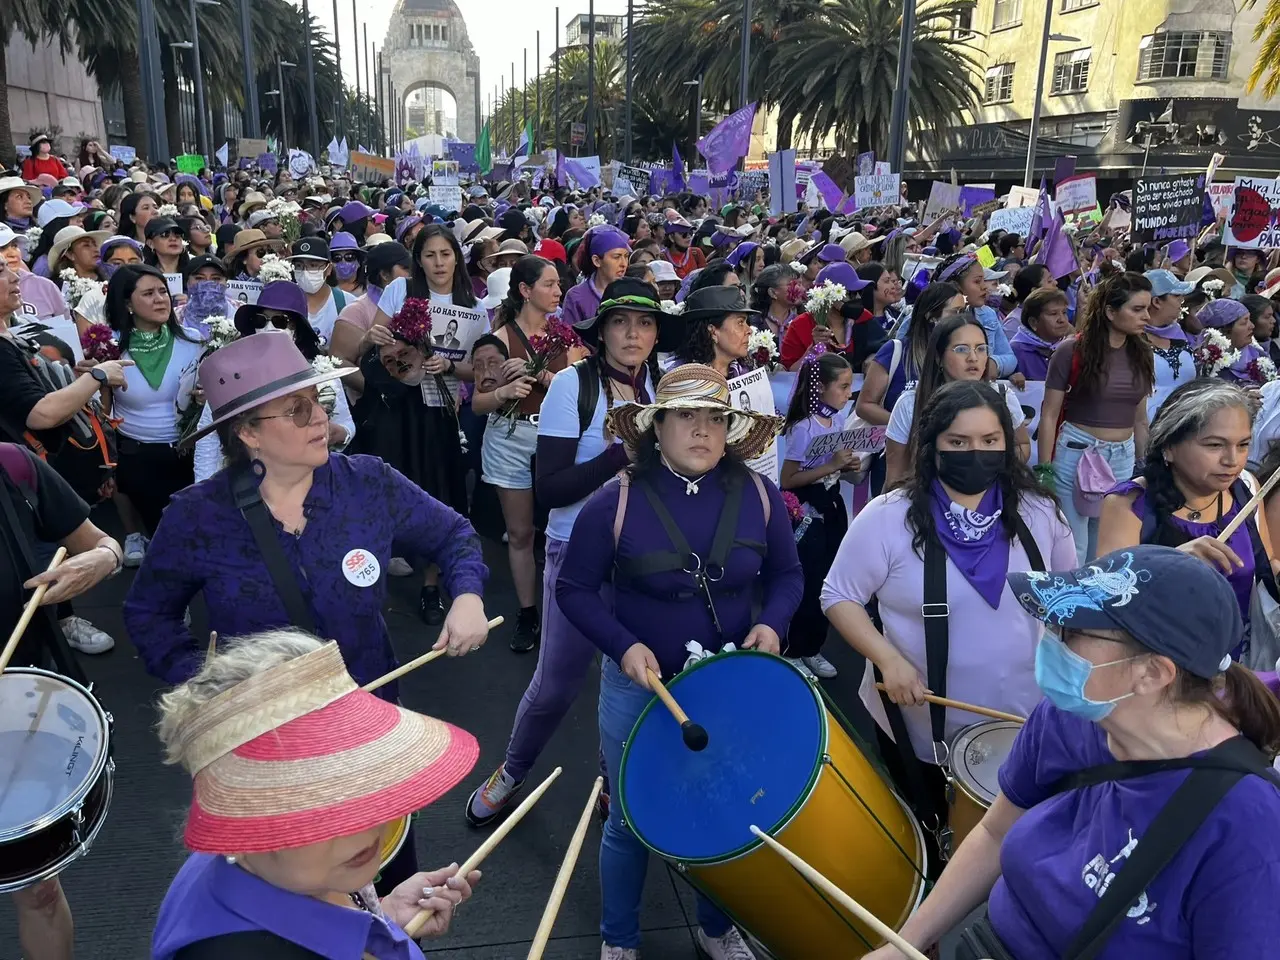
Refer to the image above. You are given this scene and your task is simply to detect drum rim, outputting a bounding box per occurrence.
[617,650,828,866]
[378,814,411,871]
[0,667,113,843]
[948,719,1021,806]
[0,756,115,894]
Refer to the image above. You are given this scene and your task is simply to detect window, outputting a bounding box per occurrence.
[1137,31,1231,81]
[1051,47,1091,94]
[441,24,448,42]
[992,0,1022,29]
[1061,0,1097,10]
[952,7,974,38]
[984,63,1015,103]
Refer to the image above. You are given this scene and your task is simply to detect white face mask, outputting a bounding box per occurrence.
[294,268,327,293]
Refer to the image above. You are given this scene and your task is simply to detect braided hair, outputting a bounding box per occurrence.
[784,349,850,431]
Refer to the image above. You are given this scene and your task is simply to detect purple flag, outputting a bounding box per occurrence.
[673,142,685,188]
[256,153,278,175]
[959,185,996,216]
[697,102,758,175]
[1039,211,1078,280]
[563,156,600,189]
[1028,179,1050,244]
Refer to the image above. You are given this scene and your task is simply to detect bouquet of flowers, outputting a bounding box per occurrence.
[1245,354,1279,385]
[311,354,341,416]
[804,280,847,320]
[587,212,608,228]
[497,320,583,433]
[60,268,102,312]
[1202,278,1225,301]
[23,225,41,260]
[157,203,180,218]
[748,327,779,371]
[1194,328,1240,377]
[265,197,304,243]
[781,490,804,525]
[79,323,120,363]
[660,300,686,316]
[388,296,434,349]
[257,253,294,284]
[203,314,239,350]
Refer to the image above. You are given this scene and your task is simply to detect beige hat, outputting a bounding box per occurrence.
[0,176,42,205]
[462,219,504,245]
[238,191,269,219]
[840,232,884,256]
[482,238,530,264]
[48,225,112,270]
[225,228,286,261]
[1185,265,1236,290]
[779,238,810,263]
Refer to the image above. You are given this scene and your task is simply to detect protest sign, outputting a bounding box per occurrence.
[1055,173,1098,215]
[428,185,463,212]
[237,138,269,161]
[1208,182,1234,220]
[988,206,1035,236]
[856,152,876,177]
[1014,380,1045,466]
[728,368,779,484]
[853,174,900,208]
[738,169,768,200]
[960,185,997,216]
[109,145,137,166]
[874,162,891,176]
[614,164,650,198]
[164,273,183,297]
[1132,174,1205,241]
[420,304,486,409]
[227,280,262,306]
[822,155,857,193]
[925,181,962,220]
[803,425,887,460]
[431,160,459,185]
[350,152,395,183]
[1007,185,1040,208]
[176,154,204,174]
[12,315,83,363]
[1224,176,1280,249]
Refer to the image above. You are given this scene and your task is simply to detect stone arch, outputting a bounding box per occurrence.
[400,80,461,139]
[382,0,481,142]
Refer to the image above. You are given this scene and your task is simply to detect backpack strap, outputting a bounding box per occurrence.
[574,358,599,438]
[748,470,770,524]
[612,474,630,547]
[885,337,904,385]
[230,463,318,634]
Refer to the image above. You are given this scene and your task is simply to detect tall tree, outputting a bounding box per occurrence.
[1246,0,1280,96]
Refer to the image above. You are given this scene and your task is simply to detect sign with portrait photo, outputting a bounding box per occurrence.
[728,367,779,484]
[420,303,486,408]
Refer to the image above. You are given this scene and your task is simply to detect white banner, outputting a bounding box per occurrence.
[728,367,779,484]
[428,185,463,211]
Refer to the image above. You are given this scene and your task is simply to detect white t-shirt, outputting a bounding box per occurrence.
[376,279,488,407]
[537,363,653,543]
[886,381,1026,446]
[115,329,206,444]
[309,289,340,343]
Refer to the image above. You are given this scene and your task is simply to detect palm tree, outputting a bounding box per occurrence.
[771,0,981,156]
[1246,0,1280,96]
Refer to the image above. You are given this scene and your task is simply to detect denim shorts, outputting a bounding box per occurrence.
[480,414,538,490]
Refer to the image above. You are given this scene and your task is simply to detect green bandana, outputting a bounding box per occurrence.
[128,325,175,391]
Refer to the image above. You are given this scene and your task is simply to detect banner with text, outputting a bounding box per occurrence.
[1225,176,1280,249]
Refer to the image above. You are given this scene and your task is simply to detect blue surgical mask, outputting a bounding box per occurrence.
[1034,633,1138,722]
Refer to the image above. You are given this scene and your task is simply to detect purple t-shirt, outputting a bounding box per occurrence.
[989,701,1280,959]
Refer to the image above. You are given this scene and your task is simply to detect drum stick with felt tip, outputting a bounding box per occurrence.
[402,765,563,939]
[0,547,66,675]
[645,667,709,751]
[526,777,604,960]
[1217,469,1280,543]
[361,616,505,693]
[748,826,931,960]
[875,684,1025,725]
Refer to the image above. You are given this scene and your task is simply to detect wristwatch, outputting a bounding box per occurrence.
[90,367,109,385]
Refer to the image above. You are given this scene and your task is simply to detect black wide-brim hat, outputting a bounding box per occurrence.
[657,284,759,353]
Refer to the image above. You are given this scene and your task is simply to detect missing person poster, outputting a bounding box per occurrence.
[420,303,486,408]
[728,367,779,484]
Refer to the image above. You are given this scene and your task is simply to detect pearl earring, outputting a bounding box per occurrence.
[225,855,237,865]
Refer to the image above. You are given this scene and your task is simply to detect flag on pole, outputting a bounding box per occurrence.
[563,156,600,189]
[215,142,229,168]
[673,142,685,189]
[513,119,534,167]
[697,102,758,175]
[476,122,493,176]
[1038,211,1077,280]
[1028,178,1050,244]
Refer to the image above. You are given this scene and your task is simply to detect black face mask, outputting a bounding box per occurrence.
[840,301,864,320]
[936,450,1005,496]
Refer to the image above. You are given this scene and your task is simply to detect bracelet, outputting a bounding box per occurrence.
[93,541,123,576]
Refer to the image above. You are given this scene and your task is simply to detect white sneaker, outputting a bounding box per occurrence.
[787,657,816,680]
[388,557,414,577]
[123,533,147,568]
[60,616,114,654]
[601,947,639,960]
[696,927,756,960]
[803,653,838,678]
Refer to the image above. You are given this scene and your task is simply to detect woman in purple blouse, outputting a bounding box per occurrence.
[559,226,631,329]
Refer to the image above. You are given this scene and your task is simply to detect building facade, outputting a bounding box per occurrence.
[5,32,107,159]
[909,0,1280,185]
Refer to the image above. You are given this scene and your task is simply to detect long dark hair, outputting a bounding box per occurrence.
[408,223,477,307]
[119,192,150,242]
[1074,272,1155,395]
[495,255,555,329]
[1013,264,1049,304]
[674,308,737,366]
[104,264,199,352]
[907,282,961,376]
[784,351,850,431]
[856,261,888,315]
[903,380,1055,557]
[907,312,988,445]
[689,259,736,294]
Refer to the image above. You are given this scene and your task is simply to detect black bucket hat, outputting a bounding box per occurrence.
[658,284,758,353]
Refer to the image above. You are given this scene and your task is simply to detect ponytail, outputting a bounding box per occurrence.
[1219,664,1280,757]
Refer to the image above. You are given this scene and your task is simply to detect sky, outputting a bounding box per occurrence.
[310,0,629,108]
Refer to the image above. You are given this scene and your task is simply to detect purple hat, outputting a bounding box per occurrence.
[665,216,693,235]
[328,231,363,256]
[1197,298,1250,329]
[338,200,374,225]
[816,243,846,264]
[726,241,759,270]
[100,235,144,258]
[187,332,355,445]
[589,226,631,258]
[232,280,308,333]
[814,262,870,292]
[1162,239,1191,264]
[175,173,209,198]
[395,214,423,243]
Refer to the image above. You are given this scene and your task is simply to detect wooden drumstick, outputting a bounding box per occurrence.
[875,684,1025,725]
[1217,469,1280,543]
[645,667,708,751]
[526,777,605,960]
[402,765,563,938]
[748,826,931,960]
[362,616,504,693]
[0,547,66,675]
[207,631,218,661]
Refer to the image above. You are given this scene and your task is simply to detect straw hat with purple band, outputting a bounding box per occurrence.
[607,363,783,462]
[186,334,356,445]
[171,639,478,853]
[225,228,286,261]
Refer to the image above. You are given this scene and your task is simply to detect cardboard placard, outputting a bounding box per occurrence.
[1133,174,1205,241]
[853,174,901,209]
[351,152,396,184]
[164,273,184,297]
[227,279,262,305]
[1225,176,1280,249]
[431,159,459,185]
[176,154,204,174]
[924,181,962,220]
[1055,173,1098,215]
[237,138,269,161]
[822,155,856,193]
[109,145,137,166]
[803,425,887,459]
[988,206,1035,236]
[1007,185,1040,208]
[728,367,779,484]
[419,303,486,408]
[428,185,463,212]
[1208,182,1234,220]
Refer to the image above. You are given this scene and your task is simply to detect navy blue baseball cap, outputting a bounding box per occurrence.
[1008,545,1241,679]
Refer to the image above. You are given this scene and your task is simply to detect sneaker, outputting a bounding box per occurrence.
[464,764,525,827]
[509,614,540,653]
[601,947,638,960]
[787,657,816,680]
[388,557,413,577]
[419,586,445,626]
[59,616,114,654]
[802,653,838,678]
[696,927,756,960]
[123,533,147,568]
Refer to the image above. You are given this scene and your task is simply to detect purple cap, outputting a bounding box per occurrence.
[338,200,374,224]
[816,243,846,264]
[1162,239,1191,263]
[814,262,870,292]
[395,214,423,242]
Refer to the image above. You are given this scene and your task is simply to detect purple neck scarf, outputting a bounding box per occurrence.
[1144,321,1188,342]
[930,480,1008,609]
[367,283,383,307]
[1009,325,1063,353]
[605,361,651,404]
[815,402,840,419]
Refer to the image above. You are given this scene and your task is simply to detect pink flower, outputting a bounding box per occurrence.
[781,490,805,525]
[389,297,434,349]
[80,323,120,362]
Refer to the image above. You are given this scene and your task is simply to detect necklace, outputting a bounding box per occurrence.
[1183,491,1222,522]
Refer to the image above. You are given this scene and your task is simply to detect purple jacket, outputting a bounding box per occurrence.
[559,276,606,329]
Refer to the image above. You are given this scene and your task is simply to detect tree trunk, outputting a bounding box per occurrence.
[0,32,13,164]
[162,44,183,157]
[775,102,795,152]
[119,49,150,161]
[210,81,226,154]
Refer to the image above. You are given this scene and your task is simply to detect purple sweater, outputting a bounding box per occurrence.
[559,276,606,329]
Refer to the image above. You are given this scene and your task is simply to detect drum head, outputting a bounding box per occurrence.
[619,652,824,864]
[0,670,109,842]
[950,721,1021,805]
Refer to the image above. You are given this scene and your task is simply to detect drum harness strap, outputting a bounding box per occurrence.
[231,463,318,634]
[959,736,1278,960]
[612,471,769,642]
[875,517,1043,847]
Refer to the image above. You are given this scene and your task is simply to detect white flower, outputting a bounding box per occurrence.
[587,213,608,228]
[60,274,100,311]
[257,253,293,284]
[1062,222,1079,236]
[660,300,686,315]
[1195,327,1240,376]
[1202,279,1225,300]
[204,314,239,349]
[1111,260,1125,272]
[747,328,778,356]
[313,355,340,413]
[59,268,79,283]
[996,283,1013,298]
[1254,354,1279,384]
[157,203,179,218]
[805,280,848,317]
[23,226,42,257]
[266,197,302,217]
[788,261,807,276]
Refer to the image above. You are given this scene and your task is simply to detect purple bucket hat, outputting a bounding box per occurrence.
[816,243,846,264]
[1197,297,1250,329]
[814,262,870,292]
[328,231,363,256]
[338,200,375,225]
[232,280,308,333]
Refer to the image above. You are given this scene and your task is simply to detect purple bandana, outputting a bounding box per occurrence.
[605,362,651,403]
[1144,321,1188,342]
[589,227,631,258]
[930,480,1008,609]
[368,283,383,307]
[816,402,840,418]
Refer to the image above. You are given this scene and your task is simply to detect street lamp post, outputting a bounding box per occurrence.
[271,58,297,154]
[331,0,343,139]
[886,0,916,174]
[169,42,196,152]
[1025,5,1080,186]
[624,0,633,163]
[586,0,595,155]
[684,77,702,169]
[554,7,561,158]
[301,0,320,157]
[183,0,219,161]
[238,0,259,138]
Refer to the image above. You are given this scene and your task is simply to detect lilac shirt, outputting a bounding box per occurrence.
[559,276,605,329]
[152,853,425,959]
[820,489,1077,760]
[783,409,850,471]
[17,270,70,320]
[990,701,1280,959]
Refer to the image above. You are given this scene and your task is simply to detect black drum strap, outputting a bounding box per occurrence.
[231,464,317,634]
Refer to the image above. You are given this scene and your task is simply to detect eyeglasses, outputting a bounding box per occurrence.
[948,343,989,358]
[249,247,270,258]
[253,312,294,329]
[255,396,318,428]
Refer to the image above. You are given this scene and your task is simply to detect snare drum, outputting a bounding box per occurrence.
[945,721,1020,856]
[0,668,114,892]
[619,651,927,959]
[378,815,410,871]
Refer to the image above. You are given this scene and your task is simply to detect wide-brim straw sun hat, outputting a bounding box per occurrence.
[606,363,783,462]
[48,225,112,267]
[173,640,478,853]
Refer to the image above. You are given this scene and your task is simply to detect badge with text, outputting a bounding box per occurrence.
[341,548,381,587]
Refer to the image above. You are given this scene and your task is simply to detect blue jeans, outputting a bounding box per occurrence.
[598,657,732,948]
[1053,421,1135,564]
